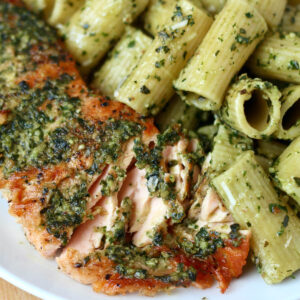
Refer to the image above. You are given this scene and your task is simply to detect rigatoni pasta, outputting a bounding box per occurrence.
[115,0,213,115]
[143,0,176,36]
[248,0,287,28]
[208,124,253,177]
[61,0,149,71]
[155,96,201,131]
[275,85,300,140]
[271,137,300,205]
[248,32,300,84]
[92,26,152,99]
[23,0,50,13]
[281,5,300,32]
[197,124,218,151]
[200,0,286,25]
[219,74,281,139]
[255,139,286,172]
[213,150,300,284]
[174,0,267,111]
[200,0,226,14]
[46,0,84,26]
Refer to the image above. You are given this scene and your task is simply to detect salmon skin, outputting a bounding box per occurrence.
[0,1,250,296]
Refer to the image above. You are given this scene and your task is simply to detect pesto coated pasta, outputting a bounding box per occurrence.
[23,0,49,12]
[272,137,300,205]
[143,0,177,36]
[155,95,201,132]
[61,0,149,72]
[46,0,84,26]
[248,31,300,84]
[174,0,267,111]
[220,74,281,139]
[208,124,253,177]
[92,26,152,99]
[115,0,212,115]
[281,4,300,33]
[275,85,300,139]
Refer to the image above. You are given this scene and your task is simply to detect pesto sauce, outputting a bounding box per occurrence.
[41,182,89,245]
[178,227,225,258]
[104,243,196,284]
[133,126,180,201]
[106,197,132,244]
[0,3,57,57]
[93,119,143,168]
[0,76,80,176]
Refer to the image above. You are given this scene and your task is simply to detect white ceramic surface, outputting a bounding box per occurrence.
[0,198,300,300]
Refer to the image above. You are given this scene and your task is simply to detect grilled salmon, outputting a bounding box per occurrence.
[0,1,250,295]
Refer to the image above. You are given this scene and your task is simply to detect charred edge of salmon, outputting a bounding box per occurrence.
[57,249,173,296]
[56,236,250,295]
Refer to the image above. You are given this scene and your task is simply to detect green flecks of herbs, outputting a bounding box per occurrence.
[288,60,300,70]
[178,227,224,258]
[104,243,197,284]
[41,182,89,245]
[106,197,132,244]
[93,119,143,166]
[0,76,81,176]
[133,126,181,201]
[100,167,126,196]
[278,215,289,236]
[0,3,57,56]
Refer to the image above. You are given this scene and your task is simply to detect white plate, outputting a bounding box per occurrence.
[0,198,299,300]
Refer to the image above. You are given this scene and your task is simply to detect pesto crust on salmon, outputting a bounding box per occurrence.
[0,0,250,295]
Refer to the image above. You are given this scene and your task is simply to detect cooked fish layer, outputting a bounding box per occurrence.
[0,1,250,295]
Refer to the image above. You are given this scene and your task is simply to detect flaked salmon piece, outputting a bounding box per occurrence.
[88,139,136,210]
[188,157,246,235]
[189,187,234,234]
[0,1,251,296]
[118,167,151,233]
[132,196,168,247]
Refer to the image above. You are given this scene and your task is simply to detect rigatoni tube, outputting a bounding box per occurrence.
[143,0,177,36]
[46,0,84,26]
[280,5,300,33]
[62,0,149,71]
[220,74,281,139]
[115,0,213,115]
[174,0,267,111]
[213,150,300,284]
[254,139,286,172]
[272,137,300,205]
[247,0,287,28]
[275,85,300,140]
[200,0,286,25]
[248,32,300,84]
[155,95,204,132]
[200,0,226,14]
[23,0,50,13]
[92,26,152,99]
[208,124,253,178]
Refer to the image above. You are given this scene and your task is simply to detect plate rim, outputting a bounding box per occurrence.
[0,265,66,300]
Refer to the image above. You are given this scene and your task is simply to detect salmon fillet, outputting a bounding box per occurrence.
[0,1,250,295]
